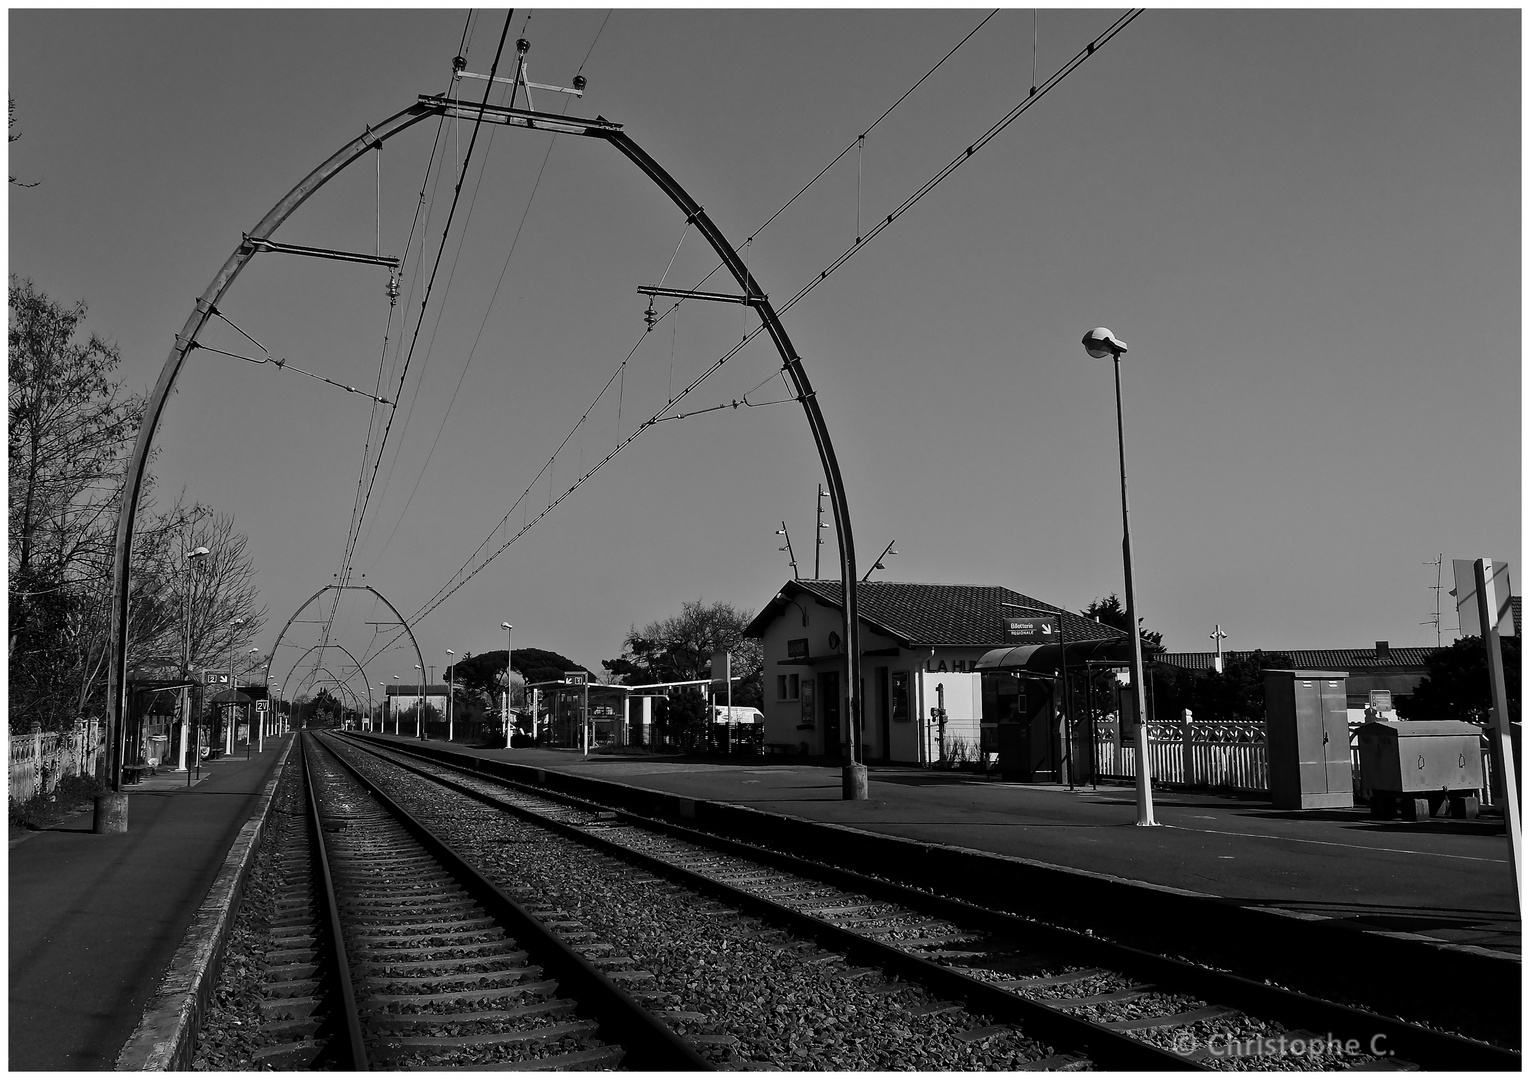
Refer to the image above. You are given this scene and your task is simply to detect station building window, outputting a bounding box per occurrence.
[776,673,800,701]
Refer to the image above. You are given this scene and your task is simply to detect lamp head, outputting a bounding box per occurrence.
[187,546,210,560]
[501,622,512,630]
[1082,326,1128,359]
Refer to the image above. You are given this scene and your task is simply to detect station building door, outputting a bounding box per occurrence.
[821,671,841,760]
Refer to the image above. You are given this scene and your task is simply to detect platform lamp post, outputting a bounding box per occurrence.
[223,618,246,756]
[240,647,260,757]
[414,665,424,738]
[265,686,279,750]
[444,649,456,743]
[501,623,514,748]
[391,677,400,733]
[175,546,211,772]
[1081,327,1157,828]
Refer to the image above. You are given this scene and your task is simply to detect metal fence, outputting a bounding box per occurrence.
[1092,713,1503,806]
[1093,716,1269,793]
[9,720,104,805]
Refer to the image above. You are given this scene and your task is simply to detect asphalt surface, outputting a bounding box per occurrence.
[8,740,289,1071]
[450,743,1522,956]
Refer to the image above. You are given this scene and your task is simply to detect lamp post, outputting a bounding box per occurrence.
[176,546,210,771]
[425,665,435,739]
[444,649,456,743]
[1210,625,1228,674]
[414,664,423,738]
[392,676,400,733]
[240,647,259,756]
[501,622,514,748]
[1081,326,1157,827]
[224,618,246,755]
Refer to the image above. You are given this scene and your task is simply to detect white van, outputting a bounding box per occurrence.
[710,706,763,725]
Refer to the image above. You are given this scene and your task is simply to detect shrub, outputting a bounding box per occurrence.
[8,772,103,832]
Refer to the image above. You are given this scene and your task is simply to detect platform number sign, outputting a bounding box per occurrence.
[204,671,229,684]
[564,671,587,685]
[255,700,269,713]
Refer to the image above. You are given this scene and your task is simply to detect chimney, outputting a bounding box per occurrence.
[1375,640,1391,662]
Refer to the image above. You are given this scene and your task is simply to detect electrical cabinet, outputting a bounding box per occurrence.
[1356,719,1484,820]
[1264,669,1353,810]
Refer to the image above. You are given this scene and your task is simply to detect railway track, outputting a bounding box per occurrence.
[198,734,705,1070]
[321,733,1519,1071]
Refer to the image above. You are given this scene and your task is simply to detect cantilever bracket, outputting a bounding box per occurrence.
[243,235,400,269]
[637,284,766,307]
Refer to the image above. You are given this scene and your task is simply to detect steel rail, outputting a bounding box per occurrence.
[349,734,1523,1072]
[338,735,1202,1071]
[312,733,711,1071]
[300,734,370,1069]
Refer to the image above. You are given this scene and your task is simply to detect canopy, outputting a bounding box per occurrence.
[207,688,255,706]
[974,638,1136,674]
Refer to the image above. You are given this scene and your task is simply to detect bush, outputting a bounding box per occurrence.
[8,773,103,832]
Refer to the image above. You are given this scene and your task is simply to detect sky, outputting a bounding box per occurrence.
[7,7,1521,700]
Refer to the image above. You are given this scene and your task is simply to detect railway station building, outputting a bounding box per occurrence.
[746,580,1134,771]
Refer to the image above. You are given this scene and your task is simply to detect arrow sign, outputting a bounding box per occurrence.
[1005,617,1058,640]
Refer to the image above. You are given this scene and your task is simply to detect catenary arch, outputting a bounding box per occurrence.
[105,95,864,794]
[263,584,425,704]
[275,642,376,715]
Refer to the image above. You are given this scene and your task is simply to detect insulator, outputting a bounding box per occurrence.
[452,55,467,72]
[516,38,530,55]
[643,299,657,332]
[572,74,587,92]
[387,272,400,306]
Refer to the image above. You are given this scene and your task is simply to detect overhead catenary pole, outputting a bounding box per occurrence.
[104,95,871,827]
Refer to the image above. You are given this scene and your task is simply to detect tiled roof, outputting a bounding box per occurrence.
[1158,648,1437,673]
[753,580,1128,649]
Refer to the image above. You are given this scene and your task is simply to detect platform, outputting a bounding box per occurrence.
[426,741,1521,957]
[7,738,291,1070]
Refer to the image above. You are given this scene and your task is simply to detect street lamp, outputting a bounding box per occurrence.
[414,664,423,738]
[1081,326,1158,827]
[391,677,400,733]
[224,618,247,756]
[444,649,456,743]
[176,546,210,772]
[241,647,260,756]
[501,623,514,748]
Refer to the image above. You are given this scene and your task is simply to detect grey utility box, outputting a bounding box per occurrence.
[1356,720,1484,820]
[1264,670,1353,810]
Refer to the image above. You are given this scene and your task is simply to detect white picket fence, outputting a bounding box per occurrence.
[9,720,104,805]
[1093,716,1269,792]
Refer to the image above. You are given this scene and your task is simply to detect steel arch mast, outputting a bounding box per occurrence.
[105,96,868,826]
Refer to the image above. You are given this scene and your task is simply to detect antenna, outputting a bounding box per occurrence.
[1423,554,1444,648]
[814,484,829,579]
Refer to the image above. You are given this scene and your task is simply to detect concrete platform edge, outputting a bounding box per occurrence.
[113,740,294,1071]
